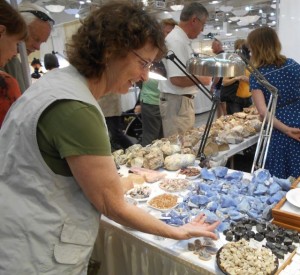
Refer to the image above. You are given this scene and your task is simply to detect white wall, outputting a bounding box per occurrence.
[279,0,300,63]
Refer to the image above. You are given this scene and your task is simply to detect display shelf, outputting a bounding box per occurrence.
[272,178,300,232]
[275,249,297,275]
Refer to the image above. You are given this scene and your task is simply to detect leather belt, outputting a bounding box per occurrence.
[182,94,195,99]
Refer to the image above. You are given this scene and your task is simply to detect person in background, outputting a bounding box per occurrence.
[248,26,300,179]
[44,52,59,70]
[210,38,226,118]
[30,57,43,79]
[3,3,54,92]
[134,18,177,146]
[161,18,177,37]
[98,93,134,151]
[0,2,219,274]
[159,2,211,138]
[0,0,27,128]
[222,39,252,114]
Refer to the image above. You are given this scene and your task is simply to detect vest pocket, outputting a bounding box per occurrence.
[54,221,98,265]
[54,243,86,264]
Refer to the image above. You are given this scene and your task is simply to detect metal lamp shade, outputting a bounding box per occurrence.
[186,53,246,77]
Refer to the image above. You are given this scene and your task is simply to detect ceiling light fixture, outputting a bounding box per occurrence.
[232,9,248,17]
[45,5,65,13]
[170,4,184,11]
[219,5,233,12]
[64,8,80,15]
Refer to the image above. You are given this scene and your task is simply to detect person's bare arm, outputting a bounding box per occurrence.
[252,89,300,141]
[67,155,220,240]
[209,77,221,94]
[223,76,249,86]
[222,77,237,86]
[170,76,211,88]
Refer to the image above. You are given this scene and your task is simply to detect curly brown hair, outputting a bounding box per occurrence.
[0,0,27,40]
[66,0,166,79]
[247,27,286,68]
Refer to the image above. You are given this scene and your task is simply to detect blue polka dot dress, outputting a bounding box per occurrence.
[250,58,300,179]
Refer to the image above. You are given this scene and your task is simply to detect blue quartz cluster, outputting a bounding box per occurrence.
[161,167,292,232]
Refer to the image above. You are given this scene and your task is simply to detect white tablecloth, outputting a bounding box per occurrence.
[93,217,223,275]
[90,161,296,275]
[90,134,260,275]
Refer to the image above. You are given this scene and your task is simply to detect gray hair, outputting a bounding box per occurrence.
[180,2,208,22]
[18,3,54,28]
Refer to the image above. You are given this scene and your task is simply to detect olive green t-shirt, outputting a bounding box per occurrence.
[37,100,111,176]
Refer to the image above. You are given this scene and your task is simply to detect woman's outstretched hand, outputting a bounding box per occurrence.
[176,213,220,240]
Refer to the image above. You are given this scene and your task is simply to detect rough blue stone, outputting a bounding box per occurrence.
[237,198,251,213]
[247,181,258,195]
[206,201,219,212]
[254,183,268,195]
[259,196,269,204]
[190,195,209,206]
[217,222,230,232]
[269,182,281,195]
[213,166,228,178]
[225,171,243,181]
[204,190,218,198]
[253,169,271,183]
[268,191,285,204]
[273,176,291,191]
[220,195,237,208]
[201,168,216,181]
[252,198,263,212]
[201,210,219,223]
[198,182,211,192]
[247,209,259,219]
[230,213,245,221]
[261,202,276,220]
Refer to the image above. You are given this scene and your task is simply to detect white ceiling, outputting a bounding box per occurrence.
[17,0,278,33]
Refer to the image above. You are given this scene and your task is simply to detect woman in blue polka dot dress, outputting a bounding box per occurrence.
[248,27,300,179]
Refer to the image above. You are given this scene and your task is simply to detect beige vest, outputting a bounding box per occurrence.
[0,66,105,274]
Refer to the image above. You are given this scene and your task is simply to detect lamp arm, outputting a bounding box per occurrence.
[236,51,279,172]
[166,51,212,101]
[165,51,217,163]
[236,51,278,96]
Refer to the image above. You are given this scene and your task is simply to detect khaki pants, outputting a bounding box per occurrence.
[159,93,195,137]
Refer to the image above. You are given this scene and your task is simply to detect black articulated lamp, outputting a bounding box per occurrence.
[186,52,245,166]
[166,51,245,167]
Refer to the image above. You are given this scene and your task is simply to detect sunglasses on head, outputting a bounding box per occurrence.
[21,10,55,25]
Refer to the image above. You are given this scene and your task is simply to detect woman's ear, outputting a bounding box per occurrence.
[0,25,6,37]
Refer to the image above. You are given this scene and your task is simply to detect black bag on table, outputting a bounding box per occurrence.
[220,81,239,102]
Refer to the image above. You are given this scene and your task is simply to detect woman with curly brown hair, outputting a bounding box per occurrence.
[0,0,27,127]
[0,1,219,274]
